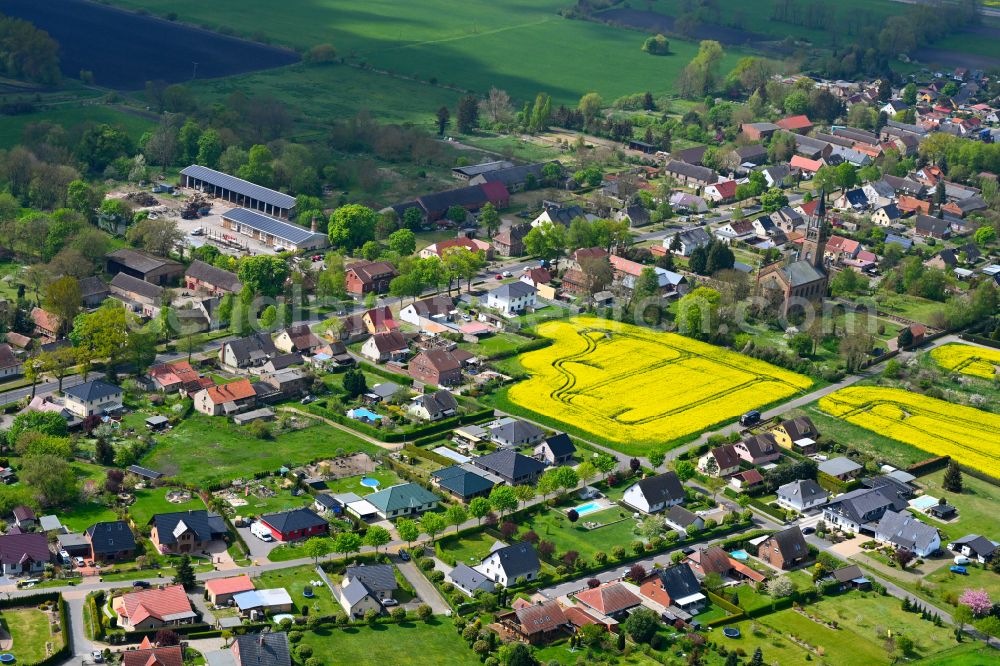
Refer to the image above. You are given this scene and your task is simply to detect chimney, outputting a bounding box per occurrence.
[310,216,317,232]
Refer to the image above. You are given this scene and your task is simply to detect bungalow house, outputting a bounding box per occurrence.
[337,564,398,617]
[431,465,496,502]
[734,434,781,465]
[697,444,741,477]
[714,219,757,245]
[729,469,765,492]
[398,296,455,330]
[258,508,329,542]
[757,526,810,569]
[447,563,496,597]
[575,582,642,619]
[829,564,871,591]
[818,456,863,481]
[408,349,470,386]
[148,510,228,554]
[113,585,197,631]
[205,575,255,606]
[663,160,717,187]
[640,565,706,614]
[232,588,294,617]
[769,416,818,452]
[64,380,123,419]
[489,418,545,448]
[345,261,398,296]
[110,273,163,318]
[85,520,136,562]
[497,600,568,645]
[822,486,907,534]
[361,331,409,363]
[486,281,537,316]
[874,510,941,557]
[669,192,708,213]
[408,389,458,421]
[365,483,440,519]
[948,535,999,564]
[148,360,211,394]
[622,471,685,514]
[231,632,291,666]
[219,333,278,372]
[193,379,257,416]
[685,547,766,585]
[534,433,575,466]
[477,541,541,587]
[0,533,50,576]
[664,506,705,533]
[184,260,242,296]
[472,450,546,485]
[915,214,951,240]
[776,480,829,512]
[274,325,324,354]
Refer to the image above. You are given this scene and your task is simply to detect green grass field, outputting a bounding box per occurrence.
[915,468,1000,541]
[4,608,55,664]
[0,105,154,149]
[255,565,342,617]
[526,507,639,560]
[140,414,382,486]
[298,618,479,665]
[912,642,1000,665]
[436,530,499,567]
[128,487,206,527]
[108,0,744,125]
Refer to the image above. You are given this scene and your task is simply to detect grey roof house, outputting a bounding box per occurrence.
[471,450,546,486]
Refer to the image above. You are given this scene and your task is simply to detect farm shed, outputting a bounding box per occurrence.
[181,165,296,218]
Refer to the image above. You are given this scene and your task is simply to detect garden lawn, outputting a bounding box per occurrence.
[525,507,638,561]
[797,405,932,468]
[913,563,1000,606]
[459,332,535,358]
[128,487,206,527]
[58,502,119,534]
[436,530,500,567]
[297,618,479,665]
[4,608,54,664]
[914,468,1000,540]
[323,468,403,496]
[911,642,1000,665]
[140,414,381,486]
[536,640,660,665]
[255,565,342,617]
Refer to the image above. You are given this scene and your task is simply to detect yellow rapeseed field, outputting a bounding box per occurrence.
[930,343,1000,379]
[819,386,1000,477]
[508,317,813,449]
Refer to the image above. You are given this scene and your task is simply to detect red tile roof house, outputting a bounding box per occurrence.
[113,584,197,631]
[205,574,255,605]
[776,115,814,134]
[257,508,329,542]
[408,349,468,386]
[0,532,51,576]
[704,179,738,203]
[30,307,61,341]
[148,360,209,394]
[575,582,642,619]
[790,155,824,175]
[122,642,184,666]
[345,261,398,295]
[193,379,257,416]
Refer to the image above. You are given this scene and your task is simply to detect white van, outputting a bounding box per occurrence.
[954,555,971,565]
[250,521,274,542]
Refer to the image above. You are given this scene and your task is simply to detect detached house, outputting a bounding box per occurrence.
[769,416,818,453]
[231,632,291,666]
[915,214,951,240]
[639,565,706,614]
[534,433,575,466]
[497,600,568,645]
[345,261,397,295]
[734,434,781,465]
[757,526,810,569]
[64,380,123,419]
[697,444,741,477]
[148,510,228,554]
[274,325,324,354]
[365,483,440,519]
[258,508,329,542]
[110,273,164,318]
[622,471,685,514]
[477,541,541,587]
[575,582,642,619]
[0,533,51,576]
[664,160,717,187]
[408,349,469,386]
[361,331,409,363]
[875,510,941,557]
[486,281,537,315]
[398,296,455,330]
[114,585,196,632]
[193,378,257,416]
[338,564,398,617]
[948,535,999,564]
[822,486,907,534]
[220,333,277,372]
[408,390,458,421]
[489,418,545,448]
[85,520,137,563]
[472,450,545,486]
[776,480,829,512]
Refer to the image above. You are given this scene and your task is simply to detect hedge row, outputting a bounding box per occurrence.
[704,590,746,627]
[817,471,860,495]
[1,593,70,666]
[302,401,494,443]
[122,622,213,642]
[357,362,415,386]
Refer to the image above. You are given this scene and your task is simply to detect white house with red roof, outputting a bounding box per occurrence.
[113,585,197,631]
[192,378,257,416]
[704,180,738,203]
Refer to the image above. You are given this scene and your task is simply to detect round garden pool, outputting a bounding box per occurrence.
[360,477,380,488]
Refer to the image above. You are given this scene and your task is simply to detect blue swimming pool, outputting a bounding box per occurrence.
[360,477,380,488]
[348,407,382,421]
[729,549,750,560]
[570,501,603,517]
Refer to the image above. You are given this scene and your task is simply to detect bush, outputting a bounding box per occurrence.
[417,604,433,621]
[297,645,313,659]
[288,631,303,643]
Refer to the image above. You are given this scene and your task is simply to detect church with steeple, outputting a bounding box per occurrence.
[755,193,829,316]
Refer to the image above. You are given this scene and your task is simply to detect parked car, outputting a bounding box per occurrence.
[801,526,815,535]
[59,549,71,562]
[132,580,151,589]
[398,549,411,562]
[74,556,86,567]
[739,410,761,426]
[502,270,512,278]
[382,598,399,607]
[300,395,317,405]
[950,565,968,575]
[190,227,204,236]
[954,555,971,565]
[494,274,503,280]
[92,651,105,663]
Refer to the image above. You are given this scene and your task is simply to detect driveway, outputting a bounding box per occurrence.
[828,534,869,559]
[236,526,282,562]
[395,559,450,615]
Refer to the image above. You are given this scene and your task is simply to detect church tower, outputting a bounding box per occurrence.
[800,191,827,270]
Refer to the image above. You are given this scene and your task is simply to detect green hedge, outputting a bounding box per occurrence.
[303,402,494,443]
[86,591,105,641]
[817,471,860,494]
[357,362,415,385]
[122,622,213,642]
[704,590,746,627]
[187,630,223,639]
[0,593,71,666]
